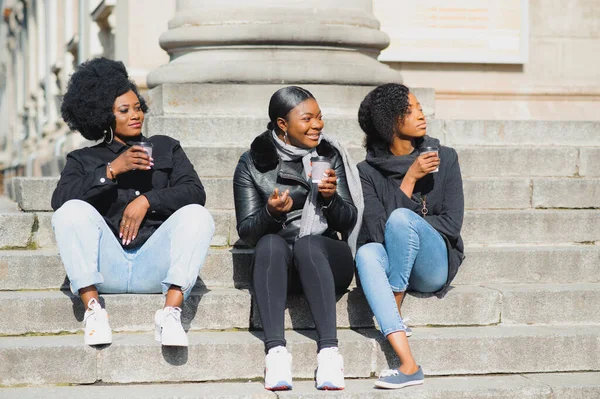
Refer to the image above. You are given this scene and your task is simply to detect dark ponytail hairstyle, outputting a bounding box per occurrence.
[267,86,316,131]
[358,83,411,151]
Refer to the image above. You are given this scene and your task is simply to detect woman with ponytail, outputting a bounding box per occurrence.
[355,83,465,389]
[233,86,363,391]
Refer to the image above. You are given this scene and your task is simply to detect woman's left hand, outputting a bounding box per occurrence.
[120,195,150,245]
[318,168,337,201]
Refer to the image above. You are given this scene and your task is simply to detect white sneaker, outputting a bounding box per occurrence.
[83,298,112,346]
[402,317,413,338]
[316,347,345,390]
[264,346,293,391]
[154,306,188,347]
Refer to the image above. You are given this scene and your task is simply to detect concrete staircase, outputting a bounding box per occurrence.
[1,108,600,397]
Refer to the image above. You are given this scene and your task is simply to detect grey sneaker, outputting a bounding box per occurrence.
[374,366,424,389]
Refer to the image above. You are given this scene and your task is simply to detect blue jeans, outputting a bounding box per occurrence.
[52,200,214,301]
[356,208,448,336]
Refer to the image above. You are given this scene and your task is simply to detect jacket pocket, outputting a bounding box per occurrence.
[151,155,173,188]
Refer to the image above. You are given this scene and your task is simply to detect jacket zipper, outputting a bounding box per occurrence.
[279,172,310,189]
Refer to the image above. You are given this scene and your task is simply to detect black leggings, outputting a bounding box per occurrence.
[252,234,354,352]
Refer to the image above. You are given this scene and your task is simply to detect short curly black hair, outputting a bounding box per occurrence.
[358,83,410,151]
[61,57,148,141]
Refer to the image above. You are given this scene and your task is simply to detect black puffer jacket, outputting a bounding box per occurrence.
[357,136,465,292]
[233,131,357,247]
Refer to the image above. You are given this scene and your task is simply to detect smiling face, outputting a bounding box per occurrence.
[397,92,426,138]
[276,98,324,149]
[112,90,144,142]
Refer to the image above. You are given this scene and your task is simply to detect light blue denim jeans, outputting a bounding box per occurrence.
[356,208,448,336]
[52,200,214,300]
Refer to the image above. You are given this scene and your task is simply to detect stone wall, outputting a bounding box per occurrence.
[382,0,600,120]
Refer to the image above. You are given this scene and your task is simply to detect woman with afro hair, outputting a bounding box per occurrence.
[51,58,214,347]
[355,83,464,389]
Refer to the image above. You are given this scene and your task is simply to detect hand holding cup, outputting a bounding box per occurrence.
[406,149,440,181]
[109,145,155,177]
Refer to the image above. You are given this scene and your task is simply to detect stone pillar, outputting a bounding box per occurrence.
[147,0,402,87]
[114,0,176,90]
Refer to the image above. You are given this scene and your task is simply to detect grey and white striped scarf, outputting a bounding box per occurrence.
[271,130,364,256]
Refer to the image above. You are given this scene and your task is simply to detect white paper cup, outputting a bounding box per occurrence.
[132,141,153,158]
[420,146,439,173]
[311,156,332,183]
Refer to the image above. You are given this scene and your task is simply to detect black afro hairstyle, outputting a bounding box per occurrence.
[358,83,410,151]
[61,57,148,141]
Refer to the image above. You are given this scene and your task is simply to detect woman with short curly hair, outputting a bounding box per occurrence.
[51,57,214,347]
[355,83,465,389]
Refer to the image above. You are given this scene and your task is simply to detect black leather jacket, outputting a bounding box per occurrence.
[233,131,357,247]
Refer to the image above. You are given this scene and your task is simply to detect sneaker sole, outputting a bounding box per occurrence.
[316,381,345,390]
[160,340,189,347]
[85,334,112,346]
[265,382,292,391]
[374,379,424,389]
[317,386,344,390]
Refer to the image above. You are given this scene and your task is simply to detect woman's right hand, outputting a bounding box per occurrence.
[406,152,440,182]
[109,146,154,177]
[267,188,293,218]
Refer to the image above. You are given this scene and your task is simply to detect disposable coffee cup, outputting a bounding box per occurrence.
[420,146,439,173]
[311,156,332,183]
[131,141,153,158]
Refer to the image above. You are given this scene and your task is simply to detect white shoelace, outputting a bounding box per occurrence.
[84,298,101,322]
[164,306,182,322]
[380,369,399,377]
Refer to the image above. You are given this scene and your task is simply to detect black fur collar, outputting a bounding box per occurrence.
[250,130,336,172]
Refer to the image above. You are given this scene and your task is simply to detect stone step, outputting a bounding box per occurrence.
[2,244,599,291]
[147,84,436,120]
[462,209,600,244]
[147,83,435,119]
[1,326,598,385]
[3,208,600,250]
[0,285,505,336]
[3,372,600,398]
[440,119,600,147]
[4,283,599,336]
[146,115,441,148]
[0,212,35,248]
[490,283,600,325]
[0,248,254,290]
[13,176,600,212]
[145,113,600,148]
[454,244,600,285]
[0,209,236,249]
[185,145,583,178]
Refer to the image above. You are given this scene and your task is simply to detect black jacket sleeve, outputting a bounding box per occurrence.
[51,151,118,210]
[424,148,464,240]
[321,152,357,234]
[143,143,206,216]
[233,153,282,247]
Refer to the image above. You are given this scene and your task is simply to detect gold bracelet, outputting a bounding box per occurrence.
[107,162,116,181]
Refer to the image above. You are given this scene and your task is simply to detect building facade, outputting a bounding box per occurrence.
[0,0,598,180]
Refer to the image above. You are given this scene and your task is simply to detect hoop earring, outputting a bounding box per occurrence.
[283,131,289,145]
[104,126,114,144]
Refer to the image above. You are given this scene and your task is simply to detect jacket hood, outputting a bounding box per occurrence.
[365,135,441,176]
